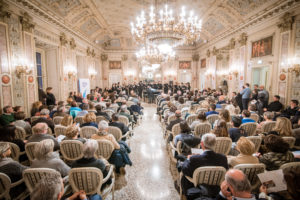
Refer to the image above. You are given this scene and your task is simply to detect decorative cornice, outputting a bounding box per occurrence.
[101,53,108,61]
[0,0,11,21]
[192,54,200,61]
[59,32,68,46]
[238,33,248,46]
[277,12,294,32]
[69,38,76,49]
[121,54,128,61]
[19,12,35,32]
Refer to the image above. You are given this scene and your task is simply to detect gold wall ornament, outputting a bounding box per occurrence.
[206,49,211,57]
[212,47,218,56]
[69,38,76,49]
[216,53,223,61]
[121,54,128,61]
[19,12,35,32]
[101,54,108,61]
[15,65,32,78]
[277,12,294,32]
[192,54,200,62]
[238,33,248,46]
[91,49,96,57]
[229,38,235,49]
[86,47,92,56]
[288,64,300,76]
[60,33,68,46]
[0,0,11,21]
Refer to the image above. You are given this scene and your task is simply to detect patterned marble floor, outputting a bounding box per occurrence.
[107,103,180,200]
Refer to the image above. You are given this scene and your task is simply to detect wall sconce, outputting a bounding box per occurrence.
[15,57,33,78]
[65,65,77,78]
[88,68,97,80]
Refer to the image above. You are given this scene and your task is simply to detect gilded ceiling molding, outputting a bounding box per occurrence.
[229,38,235,49]
[192,54,200,62]
[212,47,219,56]
[277,12,294,32]
[19,12,35,32]
[101,53,108,61]
[206,49,211,57]
[60,33,68,46]
[0,0,11,21]
[121,54,128,61]
[69,38,76,49]
[238,33,248,46]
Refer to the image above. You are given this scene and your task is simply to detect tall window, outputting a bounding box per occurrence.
[36,52,43,89]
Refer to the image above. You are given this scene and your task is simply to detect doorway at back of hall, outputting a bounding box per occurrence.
[252,66,269,89]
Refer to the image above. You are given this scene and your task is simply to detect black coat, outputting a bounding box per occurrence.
[46,92,56,105]
[109,121,129,135]
[267,101,283,112]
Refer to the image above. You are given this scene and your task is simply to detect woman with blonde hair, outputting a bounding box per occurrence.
[64,124,86,143]
[60,115,73,127]
[273,117,293,136]
[31,139,70,177]
[211,120,228,137]
[30,101,42,117]
[228,137,259,167]
[81,112,98,128]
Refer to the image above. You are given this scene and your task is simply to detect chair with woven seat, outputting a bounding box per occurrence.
[0,142,25,162]
[104,110,114,118]
[25,142,39,162]
[280,162,300,174]
[196,108,208,114]
[96,116,109,123]
[48,127,54,136]
[172,123,181,137]
[194,123,211,138]
[118,115,131,128]
[240,122,257,136]
[53,116,64,125]
[60,140,84,162]
[207,114,219,126]
[247,136,262,153]
[282,137,296,149]
[14,126,26,140]
[69,167,115,200]
[250,113,259,122]
[80,126,98,139]
[54,125,67,137]
[215,108,223,113]
[0,173,29,200]
[96,140,114,160]
[74,116,85,125]
[108,126,123,141]
[186,115,198,126]
[226,123,233,131]
[261,121,276,133]
[234,163,265,191]
[180,166,226,197]
[215,137,232,155]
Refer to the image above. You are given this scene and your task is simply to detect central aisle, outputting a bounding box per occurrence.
[108,103,180,200]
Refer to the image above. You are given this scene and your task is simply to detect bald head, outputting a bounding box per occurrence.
[175,110,181,118]
[225,169,251,193]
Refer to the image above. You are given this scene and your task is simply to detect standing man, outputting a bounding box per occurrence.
[240,83,251,110]
[258,85,269,108]
[46,87,56,106]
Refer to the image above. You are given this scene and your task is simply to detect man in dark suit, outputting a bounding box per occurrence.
[264,95,283,112]
[109,114,129,136]
[46,87,56,106]
[166,110,182,131]
[181,133,228,195]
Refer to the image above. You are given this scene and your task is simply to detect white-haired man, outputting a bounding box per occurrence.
[31,108,55,132]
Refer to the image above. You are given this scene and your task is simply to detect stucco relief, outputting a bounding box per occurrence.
[80,18,101,36]
[71,10,89,24]
[34,29,59,44]
[0,24,9,73]
[2,85,12,106]
[202,17,225,36]
[39,0,81,17]
[226,0,269,16]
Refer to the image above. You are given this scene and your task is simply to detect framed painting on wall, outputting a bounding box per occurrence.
[109,61,121,69]
[251,36,273,58]
[179,61,191,69]
[200,59,206,68]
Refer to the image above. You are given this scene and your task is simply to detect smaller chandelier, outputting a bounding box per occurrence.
[131,5,202,47]
[136,44,175,64]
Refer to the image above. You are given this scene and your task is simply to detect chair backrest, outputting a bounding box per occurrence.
[196,108,208,114]
[181,109,189,118]
[96,140,114,160]
[74,116,85,125]
[172,123,181,137]
[167,115,177,124]
[14,126,26,140]
[80,126,98,139]
[54,125,67,137]
[124,109,130,115]
[261,121,276,133]
[194,123,211,138]
[0,142,21,161]
[108,126,122,141]
[60,140,84,161]
[31,116,40,123]
[53,116,64,125]
[191,166,226,187]
[215,137,232,155]
[215,108,223,113]
[96,116,109,123]
[104,110,114,117]
[23,168,60,192]
[246,136,262,153]
[48,127,53,135]
[126,101,135,107]
[240,122,257,136]
[186,115,198,126]
[234,164,265,190]
[69,167,103,195]
[118,115,129,126]
[25,142,39,162]
[0,173,11,199]
[250,113,259,122]
[207,114,219,125]
[282,137,296,149]
[280,162,300,174]
[221,104,228,110]
[226,123,233,131]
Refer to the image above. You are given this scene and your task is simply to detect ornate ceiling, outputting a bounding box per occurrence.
[28,0,286,50]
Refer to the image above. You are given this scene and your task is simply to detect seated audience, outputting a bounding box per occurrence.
[63,124,86,143]
[95,105,111,121]
[241,110,255,124]
[258,134,294,171]
[76,103,89,117]
[60,115,73,126]
[282,99,299,118]
[228,137,259,167]
[30,101,42,117]
[13,111,31,135]
[212,120,228,137]
[119,105,133,123]
[214,109,231,127]
[0,106,15,126]
[0,125,25,152]
[174,121,192,146]
[109,114,129,135]
[229,116,247,142]
[167,110,183,131]
[81,112,98,128]
[190,111,208,131]
[31,139,70,177]
[52,105,67,118]
[273,117,293,137]
[264,95,283,112]
[180,133,228,195]
[28,123,59,151]
[205,104,219,116]
[69,101,82,118]
[31,108,55,132]
[248,104,257,114]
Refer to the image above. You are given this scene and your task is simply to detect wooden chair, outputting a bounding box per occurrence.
[25,142,39,162]
[108,126,123,141]
[96,140,114,160]
[280,162,300,174]
[118,115,131,127]
[14,126,26,140]
[0,142,25,162]
[234,164,265,191]
[207,114,219,125]
[226,122,233,131]
[250,113,259,122]
[215,137,232,155]
[282,137,296,149]
[60,140,84,161]
[53,116,64,125]
[54,125,67,137]
[0,173,29,200]
[69,167,115,199]
[186,114,198,126]
[261,121,276,133]
[96,116,109,123]
[196,108,208,114]
[247,136,262,153]
[194,123,211,138]
[74,116,85,125]
[240,122,257,136]
[172,123,181,137]
[215,108,223,113]
[80,126,98,139]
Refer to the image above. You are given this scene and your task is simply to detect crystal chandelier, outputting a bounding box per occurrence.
[131,4,202,48]
[136,44,175,64]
